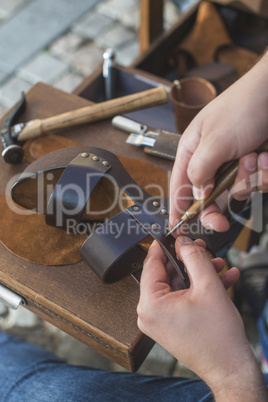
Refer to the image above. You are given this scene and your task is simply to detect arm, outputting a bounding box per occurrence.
[170,51,268,232]
[137,238,268,401]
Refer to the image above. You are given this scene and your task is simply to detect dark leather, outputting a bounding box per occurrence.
[144,131,181,160]
[12,146,190,287]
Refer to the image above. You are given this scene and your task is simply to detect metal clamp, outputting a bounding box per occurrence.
[0,284,26,309]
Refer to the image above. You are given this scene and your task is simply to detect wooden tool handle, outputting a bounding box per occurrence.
[183,160,239,222]
[18,87,168,141]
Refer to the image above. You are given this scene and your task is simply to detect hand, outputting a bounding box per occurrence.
[170,52,268,232]
[137,237,267,400]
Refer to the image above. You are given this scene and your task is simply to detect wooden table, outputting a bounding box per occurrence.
[0,82,173,372]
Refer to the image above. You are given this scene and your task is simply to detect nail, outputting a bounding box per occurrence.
[260,153,268,170]
[178,236,193,245]
[244,156,257,172]
[192,186,204,200]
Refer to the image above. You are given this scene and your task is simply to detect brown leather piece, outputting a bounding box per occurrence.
[11,146,185,285]
[4,143,169,267]
[144,131,181,159]
[0,194,87,265]
[173,1,259,77]
[23,134,81,163]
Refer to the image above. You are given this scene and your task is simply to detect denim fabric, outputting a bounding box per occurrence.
[0,331,267,402]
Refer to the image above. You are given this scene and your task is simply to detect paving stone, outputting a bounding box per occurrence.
[136,344,177,376]
[164,1,181,29]
[66,42,103,77]
[54,72,84,93]
[95,23,136,50]
[18,52,70,85]
[1,306,38,329]
[118,7,140,31]
[0,76,31,108]
[0,0,31,20]
[0,0,100,80]
[97,0,138,21]
[116,40,140,67]
[57,332,114,369]
[0,102,7,116]
[50,32,89,59]
[72,11,115,41]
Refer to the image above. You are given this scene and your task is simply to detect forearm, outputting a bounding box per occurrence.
[212,357,268,402]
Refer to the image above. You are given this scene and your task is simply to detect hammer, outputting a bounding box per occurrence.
[1,87,168,164]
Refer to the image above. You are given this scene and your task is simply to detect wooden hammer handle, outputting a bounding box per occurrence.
[18,87,168,142]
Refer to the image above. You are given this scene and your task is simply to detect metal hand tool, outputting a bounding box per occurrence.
[112,115,176,148]
[1,86,168,164]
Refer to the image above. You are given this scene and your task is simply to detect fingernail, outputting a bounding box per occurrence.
[244,156,257,172]
[178,236,193,244]
[192,186,204,200]
[260,153,268,170]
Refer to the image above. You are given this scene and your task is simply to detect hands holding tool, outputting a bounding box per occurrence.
[138,238,267,401]
[138,52,268,400]
[170,51,268,233]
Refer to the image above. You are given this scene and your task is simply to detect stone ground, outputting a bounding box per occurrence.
[0,0,266,381]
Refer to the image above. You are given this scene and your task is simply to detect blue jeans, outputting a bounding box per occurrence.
[0,331,267,402]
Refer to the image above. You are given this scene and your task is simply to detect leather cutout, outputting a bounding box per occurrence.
[12,146,189,286]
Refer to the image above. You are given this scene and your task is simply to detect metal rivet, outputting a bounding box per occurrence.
[102,160,110,167]
[161,208,168,215]
[92,155,100,162]
[152,201,160,207]
[133,206,140,212]
[151,223,160,231]
[81,152,89,158]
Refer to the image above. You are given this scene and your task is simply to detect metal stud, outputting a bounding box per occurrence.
[161,208,168,215]
[92,155,100,162]
[102,160,110,167]
[133,206,140,212]
[81,152,89,158]
[152,201,160,207]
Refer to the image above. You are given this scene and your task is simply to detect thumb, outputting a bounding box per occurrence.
[175,236,218,287]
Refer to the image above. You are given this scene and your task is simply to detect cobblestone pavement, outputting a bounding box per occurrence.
[0,0,264,379]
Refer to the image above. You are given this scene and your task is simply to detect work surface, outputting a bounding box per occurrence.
[0,82,173,371]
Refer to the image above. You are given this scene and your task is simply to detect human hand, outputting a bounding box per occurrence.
[170,52,268,233]
[137,237,267,400]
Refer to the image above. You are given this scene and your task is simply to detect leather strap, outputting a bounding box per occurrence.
[144,131,181,160]
[46,152,111,230]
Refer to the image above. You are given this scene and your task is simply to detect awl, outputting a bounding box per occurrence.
[166,160,239,236]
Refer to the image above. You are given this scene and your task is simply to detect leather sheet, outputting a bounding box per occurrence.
[2,135,169,266]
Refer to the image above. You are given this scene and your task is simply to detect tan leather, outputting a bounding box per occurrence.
[2,138,169,266]
[173,1,259,77]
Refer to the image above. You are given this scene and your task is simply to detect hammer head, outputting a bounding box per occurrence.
[1,92,26,163]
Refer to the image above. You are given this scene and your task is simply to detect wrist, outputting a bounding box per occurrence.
[210,357,267,402]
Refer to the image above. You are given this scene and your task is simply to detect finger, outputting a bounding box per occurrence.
[193,238,206,248]
[175,236,218,287]
[212,257,225,274]
[219,267,240,290]
[169,123,202,228]
[199,202,230,232]
[140,241,169,296]
[231,153,258,200]
[258,152,268,193]
[170,146,195,228]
